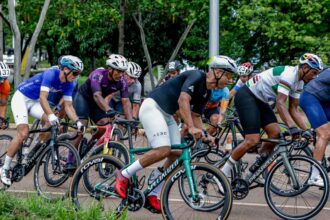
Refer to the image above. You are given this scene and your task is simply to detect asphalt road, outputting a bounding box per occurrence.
[1,128,330,220]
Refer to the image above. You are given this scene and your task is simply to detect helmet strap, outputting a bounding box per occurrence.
[64,69,73,82]
[108,68,115,81]
[212,68,224,87]
[301,65,312,82]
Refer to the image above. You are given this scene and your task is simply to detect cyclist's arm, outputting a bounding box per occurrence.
[192,112,203,129]
[93,91,111,112]
[40,91,54,116]
[276,92,296,128]
[63,100,79,122]
[218,99,229,124]
[178,92,194,129]
[121,97,133,120]
[229,89,237,99]
[0,97,7,118]
[132,103,140,119]
[288,96,307,130]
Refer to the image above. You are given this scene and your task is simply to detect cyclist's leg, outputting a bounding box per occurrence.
[30,102,50,143]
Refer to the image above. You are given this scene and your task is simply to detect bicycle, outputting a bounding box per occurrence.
[203,131,329,220]
[69,117,233,220]
[0,123,80,201]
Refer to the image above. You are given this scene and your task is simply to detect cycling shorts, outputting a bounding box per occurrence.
[299,91,330,129]
[11,91,44,125]
[139,98,181,148]
[73,91,107,123]
[235,85,277,134]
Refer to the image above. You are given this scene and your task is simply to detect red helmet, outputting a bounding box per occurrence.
[237,62,254,76]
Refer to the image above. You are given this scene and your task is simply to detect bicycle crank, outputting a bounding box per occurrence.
[231,178,249,200]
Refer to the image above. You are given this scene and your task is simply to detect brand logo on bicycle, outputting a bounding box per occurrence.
[153,132,167,137]
[81,157,104,173]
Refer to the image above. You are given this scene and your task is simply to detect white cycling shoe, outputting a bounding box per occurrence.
[308,175,324,187]
[0,167,11,186]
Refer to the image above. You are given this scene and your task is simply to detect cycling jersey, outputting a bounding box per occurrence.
[149,70,210,115]
[78,68,129,100]
[112,80,142,103]
[303,68,330,103]
[0,80,10,100]
[205,87,229,109]
[17,68,76,101]
[232,79,245,92]
[246,66,304,106]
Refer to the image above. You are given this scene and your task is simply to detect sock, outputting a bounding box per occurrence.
[221,156,237,178]
[149,181,164,197]
[311,161,321,178]
[122,160,143,178]
[3,155,13,170]
[67,150,75,164]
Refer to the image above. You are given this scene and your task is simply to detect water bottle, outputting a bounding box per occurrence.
[148,167,163,185]
[248,154,268,173]
[22,146,30,164]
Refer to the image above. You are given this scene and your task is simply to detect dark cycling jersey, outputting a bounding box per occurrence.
[304,68,330,103]
[78,68,129,100]
[17,68,75,101]
[149,70,210,115]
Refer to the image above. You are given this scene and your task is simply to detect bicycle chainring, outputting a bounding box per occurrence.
[127,188,145,212]
[11,164,25,182]
[231,178,249,200]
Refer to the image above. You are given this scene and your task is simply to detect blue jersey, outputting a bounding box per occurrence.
[205,87,229,109]
[18,68,76,101]
[304,68,330,103]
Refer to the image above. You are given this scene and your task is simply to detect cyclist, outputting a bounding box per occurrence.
[115,55,237,213]
[159,60,183,85]
[221,53,323,183]
[0,62,11,129]
[71,54,133,148]
[109,61,142,119]
[0,55,85,186]
[299,67,330,185]
[229,61,254,98]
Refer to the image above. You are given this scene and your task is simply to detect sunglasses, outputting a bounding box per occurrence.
[71,71,80,76]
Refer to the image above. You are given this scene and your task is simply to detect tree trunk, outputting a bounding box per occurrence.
[118,0,125,55]
[23,0,51,81]
[8,0,22,88]
[158,19,196,85]
[133,12,155,89]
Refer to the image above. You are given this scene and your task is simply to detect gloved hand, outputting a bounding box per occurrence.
[48,114,59,126]
[289,127,301,138]
[75,120,86,133]
[54,104,62,114]
[105,110,116,118]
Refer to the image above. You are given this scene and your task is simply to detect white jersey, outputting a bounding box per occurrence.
[246,66,304,106]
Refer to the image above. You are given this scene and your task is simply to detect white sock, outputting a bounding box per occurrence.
[3,155,13,170]
[121,160,143,178]
[221,156,237,178]
[311,161,321,178]
[149,181,164,197]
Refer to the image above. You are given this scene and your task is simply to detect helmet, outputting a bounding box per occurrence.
[106,54,128,71]
[127,62,142,78]
[299,53,323,71]
[167,60,183,72]
[0,62,10,80]
[208,55,237,74]
[237,62,254,76]
[58,55,84,73]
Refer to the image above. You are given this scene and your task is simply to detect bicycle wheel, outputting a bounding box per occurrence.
[34,141,80,201]
[91,141,129,164]
[161,162,232,220]
[265,155,329,220]
[0,135,13,166]
[191,146,225,165]
[69,155,125,217]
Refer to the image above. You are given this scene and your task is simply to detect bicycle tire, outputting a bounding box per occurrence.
[69,154,125,217]
[265,155,329,220]
[90,141,129,164]
[161,162,233,220]
[34,141,80,201]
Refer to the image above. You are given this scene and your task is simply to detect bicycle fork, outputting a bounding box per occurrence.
[280,152,300,190]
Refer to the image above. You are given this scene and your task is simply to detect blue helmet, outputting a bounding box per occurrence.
[299,53,323,71]
[58,55,84,73]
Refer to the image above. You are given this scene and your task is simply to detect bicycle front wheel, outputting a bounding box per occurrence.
[161,162,232,220]
[265,155,329,220]
[34,141,80,201]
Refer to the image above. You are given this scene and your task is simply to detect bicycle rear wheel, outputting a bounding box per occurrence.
[161,162,232,220]
[69,155,125,217]
[265,155,329,220]
[34,141,80,201]
[0,135,13,166]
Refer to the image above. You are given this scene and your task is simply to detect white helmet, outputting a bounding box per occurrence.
[106,54,128,71]
[299,53,323,71]
[0,62,10,79]
[127,62,142,78]
[58,55,84,73]
[237,62,254,76]
[208,55,237,74]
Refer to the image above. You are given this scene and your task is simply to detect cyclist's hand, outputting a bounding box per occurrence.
[54,104,62,114]
[188,127,203,139]
[202,134,216,147]
[48,114,59,126]
[289,127,301,139]
[302,129,314,142]
[75,120,86,133]
[0,117,8,129]
[105,110,116,118]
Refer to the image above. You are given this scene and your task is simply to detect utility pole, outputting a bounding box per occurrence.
[209,0,219,58]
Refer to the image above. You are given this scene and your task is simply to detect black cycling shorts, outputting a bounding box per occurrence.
[73,91,107,123]
[234,86,277,134]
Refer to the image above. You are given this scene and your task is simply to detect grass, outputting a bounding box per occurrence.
[0,191,126,219]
